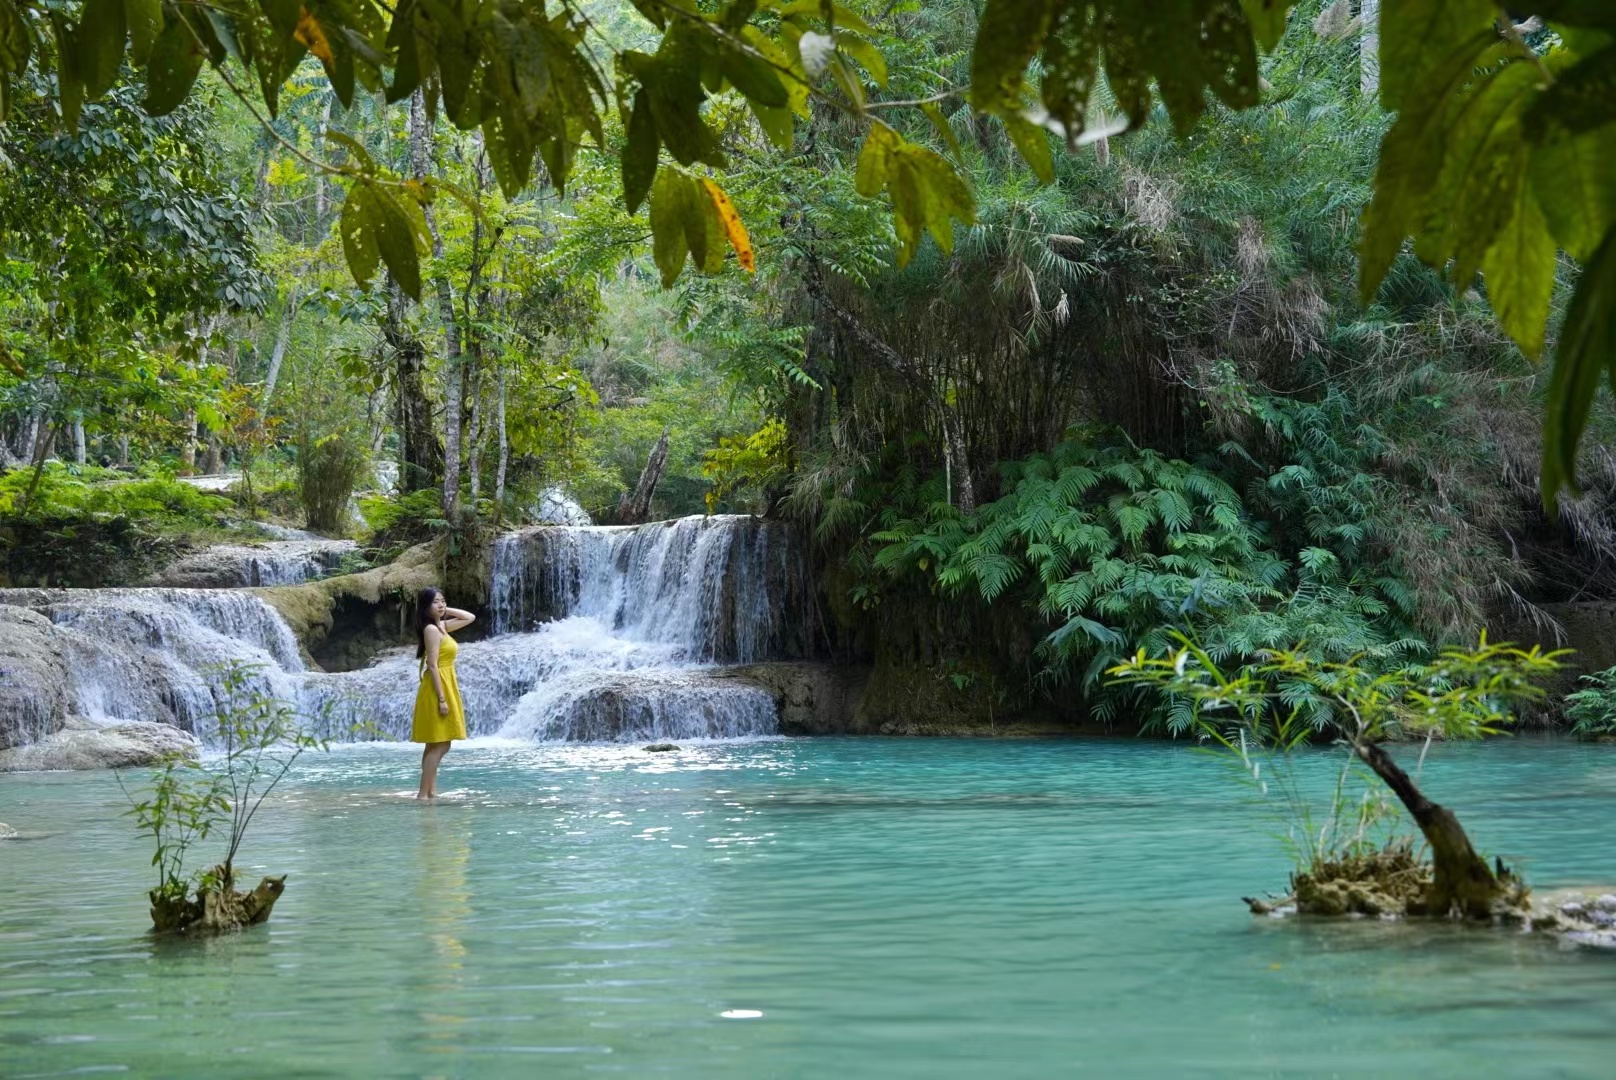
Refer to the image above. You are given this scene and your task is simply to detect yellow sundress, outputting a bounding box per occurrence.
[411,630,467,742]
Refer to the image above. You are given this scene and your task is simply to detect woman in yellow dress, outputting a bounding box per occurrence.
[412,587,476,799]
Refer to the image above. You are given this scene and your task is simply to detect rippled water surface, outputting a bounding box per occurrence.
[2,737,1614,1078]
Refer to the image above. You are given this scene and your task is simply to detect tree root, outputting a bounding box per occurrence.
[150,868,286,935]
[1269,839,1531,920]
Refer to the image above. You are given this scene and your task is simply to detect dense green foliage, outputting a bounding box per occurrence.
[1564,666,1616,739]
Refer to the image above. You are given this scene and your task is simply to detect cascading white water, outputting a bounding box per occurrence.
[149,539,357,588]
[0,588,304,735]
[1,516,799,747]
[490,515,801,663]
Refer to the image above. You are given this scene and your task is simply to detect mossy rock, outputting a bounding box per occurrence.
[254,542,442,669]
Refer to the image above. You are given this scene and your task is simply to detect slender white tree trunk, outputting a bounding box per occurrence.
[72,416,86,465]
[262,291,299,409]
[1360,0,1380,98]
[411,90,464,521]
[494,363,509,521]
[468,380,483,503]
[313,92,333,230]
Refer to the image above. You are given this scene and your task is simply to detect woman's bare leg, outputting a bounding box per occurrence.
[418,741,451,799]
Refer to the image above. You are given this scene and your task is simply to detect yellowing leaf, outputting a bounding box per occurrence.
[294,8,334,65]
[699,179,754,272]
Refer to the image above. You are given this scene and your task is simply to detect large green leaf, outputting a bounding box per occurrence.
[1241,0,1299,50]
[1418,61,1539,261]
[1532,126,1616,262]
[971,0,1054,112]
[125,0,161,65]
[368,186,423,301]
[1542,231,1616,506]
[144,13,205,117]
[1479,175,1556,360]
[1004,113,1054,183]
[649,169,690,287]
[1357,35,1503,303]
[1527,43,1616,137]
[339,184,380,289]
[854,122,895,197]
[622,88,659,215]
[78,0,126,100]
[51,14,83,131]
[1040,2,1101,139]
[1379,0,1496,113]
[1531,1,1616,30]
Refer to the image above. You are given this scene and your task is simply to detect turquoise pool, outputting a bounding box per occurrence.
[2,737,1613,1077]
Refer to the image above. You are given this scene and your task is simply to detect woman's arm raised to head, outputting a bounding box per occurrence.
[443,607,476,632]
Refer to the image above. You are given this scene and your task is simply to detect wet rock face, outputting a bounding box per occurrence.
[718,662,871,735]
[0,608,69,750]
[0,717,200,772]
[148,539,357,589]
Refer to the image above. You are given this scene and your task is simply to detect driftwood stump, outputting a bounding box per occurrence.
[150,867,286,935]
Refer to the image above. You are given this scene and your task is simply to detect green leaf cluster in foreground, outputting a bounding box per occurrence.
[0,1,1613,502]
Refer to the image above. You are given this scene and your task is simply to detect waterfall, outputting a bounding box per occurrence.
[0,589,304,735]
[309,516,797,742]
[150,539,357,588]
[2,516,800,747]
[490,515,804,662]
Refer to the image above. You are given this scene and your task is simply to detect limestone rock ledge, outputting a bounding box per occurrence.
[0,717,200,773]
[148,539,357,589]
[0,607,69,750]
[1529,889,1616,949]
[715,662,871,735]
[254,542,440,670]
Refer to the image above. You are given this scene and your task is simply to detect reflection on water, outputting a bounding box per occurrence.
[415,807,473,1060]
[0,737,1613,1078]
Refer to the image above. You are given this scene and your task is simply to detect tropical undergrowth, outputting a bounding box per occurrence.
[0,465,239,586]
[864,431,1429,731]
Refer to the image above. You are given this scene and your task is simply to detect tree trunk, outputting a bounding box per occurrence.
[385,284,444,492]
[804,256,976,509]
[261,291,299,410]
[178,408,198,474]
[1360,0,1380,97]
[618,427,671,525]
[21,410,39,462]
[939,403,976,513]
[1354,740,1503,917]
[149,871,286,935]
[313,92,333,235]
[201,433,222,475]
[19,421,59,512]
[71,416,86,466]
[411,90,464,522]
[117,433,129,467]
[494,362,509,526]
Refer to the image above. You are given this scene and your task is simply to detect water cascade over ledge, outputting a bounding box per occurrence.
[1,516,803,748]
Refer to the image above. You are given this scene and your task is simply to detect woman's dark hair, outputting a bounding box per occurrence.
[415,587,444,660]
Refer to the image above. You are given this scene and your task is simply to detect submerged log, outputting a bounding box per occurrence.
[149,869,287,935]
